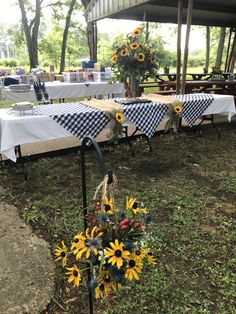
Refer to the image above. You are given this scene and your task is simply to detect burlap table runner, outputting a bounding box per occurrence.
[142,93,182,109]
[80,98,123,119]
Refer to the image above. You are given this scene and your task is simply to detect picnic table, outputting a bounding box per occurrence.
[157,79,236,95]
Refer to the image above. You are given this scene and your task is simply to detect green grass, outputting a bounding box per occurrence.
[1,125,236,313]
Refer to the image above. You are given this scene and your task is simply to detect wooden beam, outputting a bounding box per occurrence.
[176,0,182,95]
[181,0,193,95]
[227,30,236,72]
[225,28,232,72]
[93,21,97,62]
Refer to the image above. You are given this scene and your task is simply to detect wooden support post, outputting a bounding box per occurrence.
[226,30,236,73]
[176,0,183,95]
[225,28,232,72]
[91,21,97,62]
[181,0,193,95]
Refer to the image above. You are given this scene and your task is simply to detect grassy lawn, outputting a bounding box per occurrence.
[1,124,236,313]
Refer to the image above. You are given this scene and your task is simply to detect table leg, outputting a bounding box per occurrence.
[15,145,28,180]
[0,153,3,175]
[194,115,221,138]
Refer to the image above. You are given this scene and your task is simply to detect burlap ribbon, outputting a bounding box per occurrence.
[141,93,182,111]
[80,98,123,119]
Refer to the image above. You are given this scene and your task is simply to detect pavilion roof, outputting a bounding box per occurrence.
[84,0,236,27]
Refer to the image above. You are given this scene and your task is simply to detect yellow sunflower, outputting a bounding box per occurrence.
[138,52,145,62]
[132,27,142,37]
[133,247,148,260]
[95,282,112,299]
[174,105,182,113]
[146,251,157,264]
[102,197,115,215]
[126,197,142,214]
[66,264,81,287]
[71,232,86,250]
[73,226,103,260]
[125,254,143,281]
[98,269,117,291]
[55,240,68,267]
[116,112,125,124]
[130,42,139,50]
[112,55,118,64]
[120,48,128,56]
[105,239,130,269]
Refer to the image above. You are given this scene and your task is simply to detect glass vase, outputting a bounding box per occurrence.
[129,76,139,98]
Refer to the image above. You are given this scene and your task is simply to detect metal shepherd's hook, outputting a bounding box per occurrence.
[80,136,113,314]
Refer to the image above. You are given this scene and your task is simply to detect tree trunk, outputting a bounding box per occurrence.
[229,35,236,72]
[59,0,77,74]
[18,0,41,69]
[204,26,210,73]
[215,27,226,69]
[86,21,97,61]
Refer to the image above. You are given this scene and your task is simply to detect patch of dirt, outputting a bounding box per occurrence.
[0,201,55,314]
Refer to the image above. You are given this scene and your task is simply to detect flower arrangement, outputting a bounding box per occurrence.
[165,102,183,133]
[55,178,156,299]
[111,26,159,96]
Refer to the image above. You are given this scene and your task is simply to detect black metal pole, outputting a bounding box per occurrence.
[80,136,112,314]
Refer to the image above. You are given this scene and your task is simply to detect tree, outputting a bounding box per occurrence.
[215,27,226,69]
[18,0,42,69]
[59,0,77,73]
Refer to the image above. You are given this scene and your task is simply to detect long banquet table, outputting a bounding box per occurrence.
[0,81,125,103]
[0,94,235,162]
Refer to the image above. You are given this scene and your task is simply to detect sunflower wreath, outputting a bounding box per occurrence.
[55,175,156,299]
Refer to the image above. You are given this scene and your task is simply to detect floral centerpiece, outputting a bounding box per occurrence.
[165,102,183,133]
[111,26,159,97]
[55,177,156,300]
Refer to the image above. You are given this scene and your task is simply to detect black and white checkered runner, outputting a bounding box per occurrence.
[122,102,168,137]
[37,94,214,140]
[37,102,110,138]
[173,94,214,127]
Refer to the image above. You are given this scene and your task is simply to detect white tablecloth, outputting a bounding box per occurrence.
[0,94,235,162]
[0,81,125,102]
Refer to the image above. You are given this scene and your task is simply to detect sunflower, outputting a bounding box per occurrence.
[95,282,112,299]
[146,251,157,264]
[55,240,68,267]
[112,55,118,64]
[126,197,142,214]
[100,197,115,215]
[132,27,142,37]
[98,269,117,291]
[138,53,145,62]
[174,105,182,113]
[105,239,130,269]
[120,48,128,56]
[130,42,139,50]
[125,254,143,281]
[115,112,125,124]
[66,264,81,287]
[71,232,86,250]
[73,226,103,260]
[133,247,147,260]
